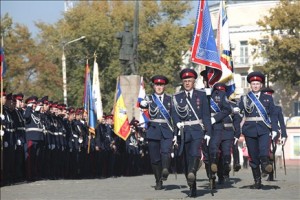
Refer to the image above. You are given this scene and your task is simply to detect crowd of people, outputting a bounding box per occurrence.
[0,68,287,198]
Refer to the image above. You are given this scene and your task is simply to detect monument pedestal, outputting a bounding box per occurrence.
[119,75,141,122]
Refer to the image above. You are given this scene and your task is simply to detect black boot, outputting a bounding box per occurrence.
[223,155,231,182]
[187,157,200,187]
[234,163,241,172]
[250,167,262,189]
[161,154,171,181]
[188,181,197,197]
[210,154,218,173]
[267,170,274,181]
[152,164,163,190]
[260,156,273,176]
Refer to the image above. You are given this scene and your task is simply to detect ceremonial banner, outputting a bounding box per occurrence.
[0,47,6,79]
[191,0,222,87]
[136,76,150,128]
[114,78,131,141]
[92,57,103,121]
[217,1,236,99]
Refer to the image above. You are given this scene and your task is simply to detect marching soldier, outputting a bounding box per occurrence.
[237,71,278,189]
[172,68,212,197]
[140,75,174,190]
[211,83,242,184]
[205,82,231,188]
[261,87,288,181]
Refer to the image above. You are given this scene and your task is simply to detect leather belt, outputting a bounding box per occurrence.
[183,119,203,126]
[26,128,43,132]
[245,117,263,121]
[17,127,26,131]
[149,119,167,123]
[224,123,233,128]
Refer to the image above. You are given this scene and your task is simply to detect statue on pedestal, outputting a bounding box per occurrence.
[116,22,137,75]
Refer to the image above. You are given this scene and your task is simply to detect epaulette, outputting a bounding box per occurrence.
[173,90,184,96]
[164,93,171,98]
[195,88,206,93]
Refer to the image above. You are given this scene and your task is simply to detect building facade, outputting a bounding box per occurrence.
[207,1,299,160]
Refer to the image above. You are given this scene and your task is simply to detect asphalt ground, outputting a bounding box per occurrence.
[1,165,299,200]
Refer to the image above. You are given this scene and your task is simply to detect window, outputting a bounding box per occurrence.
[240,41,248,64]
[241,74,248,88]
[294,101,300,116]
[292,135,300,158]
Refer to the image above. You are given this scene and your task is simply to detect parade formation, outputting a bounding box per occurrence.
[0,68,288,198]
[0,0,294,199]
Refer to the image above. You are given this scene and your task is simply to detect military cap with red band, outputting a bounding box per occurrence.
[13,93,24,101]
[247,71,265,84]
[151,75,169,85]
[180,68,198,79]
[25,96,38,104]
[261,87,274,95]
[214,83,226,92]
[6,93,13,101]
[41,96,49,105]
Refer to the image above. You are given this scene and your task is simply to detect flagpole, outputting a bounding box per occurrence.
[0,35,4,180]
[86,58,92,154]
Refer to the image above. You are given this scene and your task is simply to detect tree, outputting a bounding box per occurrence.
[2,1,196,113]
[0,14,62,99]
[253,0,300,89]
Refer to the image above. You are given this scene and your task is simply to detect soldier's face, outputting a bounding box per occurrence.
[1,96,6,104]
[153,84,165,95]
[182,78,195,91]
[250,81,263,93]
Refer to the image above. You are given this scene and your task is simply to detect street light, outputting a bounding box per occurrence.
[62,36,86,105]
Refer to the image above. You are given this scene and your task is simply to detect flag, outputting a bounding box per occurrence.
[0,47,7,79]
[92,57,103,121]
[113,78,131,141]
[217,1,236,99]
[83,60,96,135]
[136,76,150,128]
[191,0,222,87]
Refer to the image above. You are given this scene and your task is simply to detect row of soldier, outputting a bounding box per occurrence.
[139,68,287,197]
[0,93,155,186]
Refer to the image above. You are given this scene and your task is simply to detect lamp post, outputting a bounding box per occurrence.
[62,36,86,105]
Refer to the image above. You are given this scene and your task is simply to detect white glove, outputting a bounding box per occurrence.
[171,152,175,158]
[271,131,277,140]
[204,135,211,146]
[0,114,4,120]
[176,122,184,129]
[205,88,212,96]
[173,136,178,146]
[51,144,55,150]
[281,137,287,146]
[234,137,239,145]
[27,103,33,107]
[35,105,41,111]
[0,130,4,137]
[233,107,240,114]
[79,138,83,144]
[211,117,216,125]
[139,137,144,142]
[4,141,8,148]
[140,100,148,107]
[17,139,21,146]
